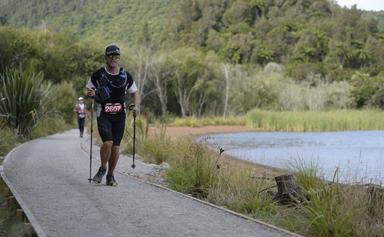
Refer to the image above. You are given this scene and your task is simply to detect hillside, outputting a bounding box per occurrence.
[1,0,383,70]
[0,0,176,45]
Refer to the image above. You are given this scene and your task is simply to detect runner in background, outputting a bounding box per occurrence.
[74,97,87,138]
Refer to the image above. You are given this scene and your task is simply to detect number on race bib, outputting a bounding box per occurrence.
[104,103,123,113]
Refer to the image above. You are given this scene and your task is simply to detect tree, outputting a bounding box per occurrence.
[168,48,206,117]
[129,22,156,108]
[221,63,244,117]
[149,53,173,116]
[350,72,378,108]
[0,26,41,73]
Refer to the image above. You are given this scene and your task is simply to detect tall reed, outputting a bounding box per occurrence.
[171,116,246,127]
[247,109,384,131]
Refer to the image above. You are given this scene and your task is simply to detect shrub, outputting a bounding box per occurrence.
[0,125,18,156]
[0,69,51,137]
[30,115,68,139]
[45,81,77,124]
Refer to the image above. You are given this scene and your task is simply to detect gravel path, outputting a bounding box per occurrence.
[2,130,300,237]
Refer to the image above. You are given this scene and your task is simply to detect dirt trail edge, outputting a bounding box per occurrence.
[2,130,301,237]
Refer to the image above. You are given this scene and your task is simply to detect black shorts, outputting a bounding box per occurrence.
[97,112,126,145]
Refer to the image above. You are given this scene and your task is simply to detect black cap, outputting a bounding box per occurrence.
[105,44,120,56]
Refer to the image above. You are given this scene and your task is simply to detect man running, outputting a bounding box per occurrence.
[73,97,87,138]
[86,44,140,186]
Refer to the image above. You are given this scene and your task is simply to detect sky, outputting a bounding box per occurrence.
[336,0,384,11]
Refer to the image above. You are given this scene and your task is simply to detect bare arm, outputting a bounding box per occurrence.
[87,88,96,97]
[86,78,96,98]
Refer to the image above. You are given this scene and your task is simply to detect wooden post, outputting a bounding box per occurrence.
[24,223,36,236]
[16,208,25,221]
[0,177,6,187]
[367,185,384,220]
[273,174,303,204]
[7,195,16,208]
[3,187,10,196]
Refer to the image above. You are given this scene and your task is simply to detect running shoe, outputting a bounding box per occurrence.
[106,174,118,186]
[92,167,106,184]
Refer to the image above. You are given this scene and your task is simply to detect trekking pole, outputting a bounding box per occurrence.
[131,115,136,169]
[129,104,136,169]
[88,99,94,183]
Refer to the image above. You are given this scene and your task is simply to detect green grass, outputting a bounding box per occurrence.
[138,125,172,165]
[247,109,384,131]
[170,116,247,127]
[166,141,218,198]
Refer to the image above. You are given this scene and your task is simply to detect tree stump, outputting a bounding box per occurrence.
[273,174,303,204]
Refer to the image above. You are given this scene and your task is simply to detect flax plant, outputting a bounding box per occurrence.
[0,69,51,137]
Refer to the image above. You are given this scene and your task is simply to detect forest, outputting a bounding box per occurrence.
[1,0,384,135]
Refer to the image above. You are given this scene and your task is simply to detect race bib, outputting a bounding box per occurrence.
[104,103,123,113]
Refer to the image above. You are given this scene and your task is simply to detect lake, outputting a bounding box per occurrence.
[199,131,384,185]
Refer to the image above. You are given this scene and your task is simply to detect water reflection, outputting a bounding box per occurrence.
[199,131,384,185]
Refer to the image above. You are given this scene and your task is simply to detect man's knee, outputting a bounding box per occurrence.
[103,141,113,148]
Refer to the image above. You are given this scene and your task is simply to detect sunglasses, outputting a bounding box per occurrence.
[107,55,120,60]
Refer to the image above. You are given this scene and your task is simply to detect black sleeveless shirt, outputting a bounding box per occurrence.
[90,67,134,104]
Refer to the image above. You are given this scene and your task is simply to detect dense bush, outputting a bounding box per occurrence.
[45,81,78,124]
